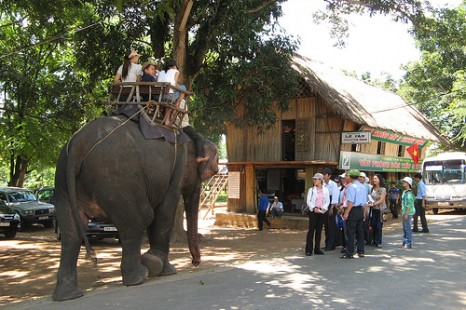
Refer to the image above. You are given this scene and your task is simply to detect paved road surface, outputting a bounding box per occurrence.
[7,215,466,310]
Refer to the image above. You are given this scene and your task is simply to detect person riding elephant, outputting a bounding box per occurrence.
[52,114,218,301]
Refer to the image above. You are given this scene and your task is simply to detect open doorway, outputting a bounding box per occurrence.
[255,168,305,213]
[282,120,295,161]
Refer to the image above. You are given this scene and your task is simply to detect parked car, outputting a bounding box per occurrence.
[34,187,55,205]
[0,200,21,238]
[56,219,120,242]
[0,187,55,229]
[45,187,120,241]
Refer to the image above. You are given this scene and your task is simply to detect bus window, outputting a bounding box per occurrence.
[423,160,465,184]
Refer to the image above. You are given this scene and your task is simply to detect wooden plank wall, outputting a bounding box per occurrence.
[246,121,281,162]
[226,95,426,163]
[313,96,343,162]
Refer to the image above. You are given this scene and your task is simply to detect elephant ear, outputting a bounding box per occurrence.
[199,141,219,181]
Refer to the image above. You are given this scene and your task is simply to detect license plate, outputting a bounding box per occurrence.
[39,216,49,220]
[104,227,117,231]
[0,222,10,227]
[438,202,450,207]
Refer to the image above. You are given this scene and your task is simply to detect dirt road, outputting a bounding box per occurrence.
[0,220,307,306]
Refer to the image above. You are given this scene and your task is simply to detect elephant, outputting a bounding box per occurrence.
[52,114,218,301]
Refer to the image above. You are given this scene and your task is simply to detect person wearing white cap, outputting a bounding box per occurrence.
[305,173,330,256]
[114,49,143,83]
[401,177,415,248]
[268,196,284,218]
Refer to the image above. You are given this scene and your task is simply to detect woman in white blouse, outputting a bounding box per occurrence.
[305,173,330,256]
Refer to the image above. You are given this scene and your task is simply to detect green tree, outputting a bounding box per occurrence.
[399,2,466,149]
[0,1,105,186]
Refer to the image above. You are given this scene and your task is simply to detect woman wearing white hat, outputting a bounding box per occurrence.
[401,177,415,249]
[114,49,143,83]
[305,173,330,256]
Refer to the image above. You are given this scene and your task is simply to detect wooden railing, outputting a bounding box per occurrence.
[108,82,192,130]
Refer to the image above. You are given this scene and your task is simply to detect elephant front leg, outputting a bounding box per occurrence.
[145,198,180,276]
[119,230,149,286]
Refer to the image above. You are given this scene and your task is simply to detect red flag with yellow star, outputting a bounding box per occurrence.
[406,143,420,164]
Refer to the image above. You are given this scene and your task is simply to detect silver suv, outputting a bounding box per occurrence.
[0,187,55,229]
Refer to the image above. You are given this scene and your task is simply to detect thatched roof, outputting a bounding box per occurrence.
[292,54,449,145]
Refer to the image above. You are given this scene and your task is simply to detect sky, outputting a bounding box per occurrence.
[279,0,462,80]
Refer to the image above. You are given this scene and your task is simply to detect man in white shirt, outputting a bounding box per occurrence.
[323,168,340,251]
[268,196,284,218]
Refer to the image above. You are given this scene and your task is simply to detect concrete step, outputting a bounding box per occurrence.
[214,213,308,230]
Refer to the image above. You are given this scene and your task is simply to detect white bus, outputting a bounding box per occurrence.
[422,152,466,214]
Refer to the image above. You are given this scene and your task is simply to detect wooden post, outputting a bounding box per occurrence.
[245,164,256,213]
[304,166,316,198]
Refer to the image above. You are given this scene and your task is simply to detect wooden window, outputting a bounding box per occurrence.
[398,145,405,157]
[351,144,361,152]
[377,141,386,155]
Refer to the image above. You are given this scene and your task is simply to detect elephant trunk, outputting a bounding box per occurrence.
[185,193,201,266]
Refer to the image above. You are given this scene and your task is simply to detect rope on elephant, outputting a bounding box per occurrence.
[81,108,144,163]
[172,128,177,175]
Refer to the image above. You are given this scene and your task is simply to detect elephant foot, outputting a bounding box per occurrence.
[159,262,177,276]
[122,264,149,286]
[141,253,164,277]
[53,284,84,301]
[192,257,201,267]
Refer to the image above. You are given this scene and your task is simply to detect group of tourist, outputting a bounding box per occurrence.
[112,48,209,164]
[258,168,430,258]
[303,169,429,258]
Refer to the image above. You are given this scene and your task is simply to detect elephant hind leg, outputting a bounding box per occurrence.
[53,230,84,301]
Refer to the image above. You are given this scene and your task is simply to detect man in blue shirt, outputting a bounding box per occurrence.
[388,181,400,219]
[413,173,429,233]
[341,169,367,259]
[257,190,271,231]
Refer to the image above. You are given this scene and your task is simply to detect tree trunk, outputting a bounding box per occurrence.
[8,155,29,188]
[173,0,190,86]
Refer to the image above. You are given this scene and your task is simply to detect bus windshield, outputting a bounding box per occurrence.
[423,160,466,185]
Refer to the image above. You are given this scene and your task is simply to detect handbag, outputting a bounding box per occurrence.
[336,214,345,229]
[301,187,314,216]
[301,204,310,216]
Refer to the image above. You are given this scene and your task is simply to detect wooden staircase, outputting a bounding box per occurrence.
[200,173,228,219]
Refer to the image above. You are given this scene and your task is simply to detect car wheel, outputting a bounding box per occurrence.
[17,220,26,232]
[432,208,439,215]
[43,220,54,228]
[4,230,17,239]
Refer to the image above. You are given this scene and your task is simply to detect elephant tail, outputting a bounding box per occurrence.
[65,138,97,265]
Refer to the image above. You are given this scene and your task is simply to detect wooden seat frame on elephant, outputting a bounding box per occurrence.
[108,82,191,130]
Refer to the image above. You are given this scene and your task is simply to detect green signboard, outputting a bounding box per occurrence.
[339,151,422,172]
[360,126,429,148]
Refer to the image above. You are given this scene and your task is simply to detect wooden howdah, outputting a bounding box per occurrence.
[108,82,192,130]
